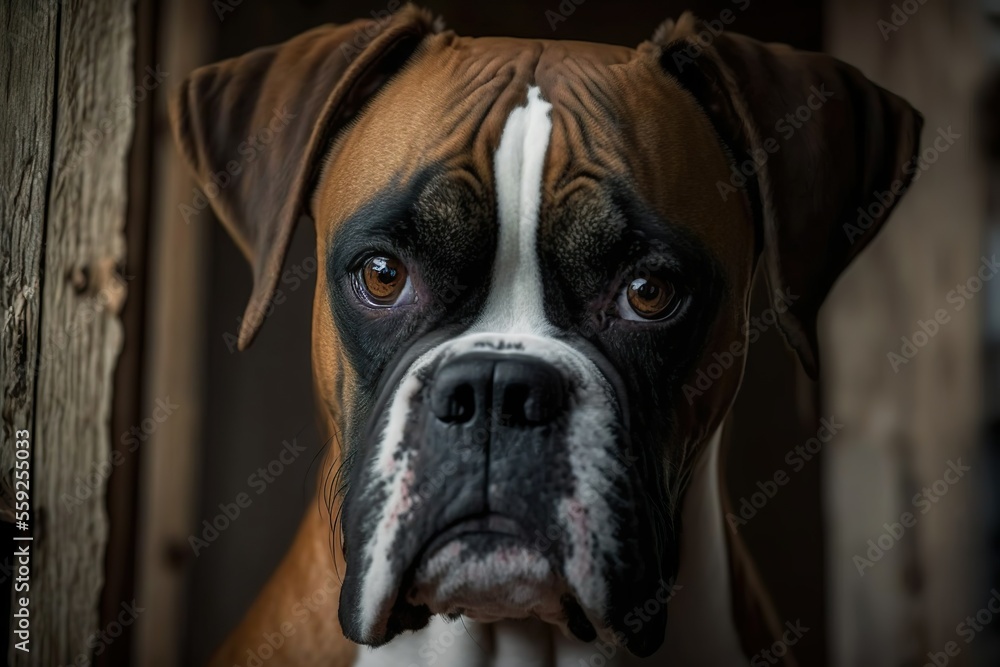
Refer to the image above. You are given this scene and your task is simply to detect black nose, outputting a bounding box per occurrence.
[430,353,568,427]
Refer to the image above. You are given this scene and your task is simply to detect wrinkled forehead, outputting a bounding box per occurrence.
[313,34,753,271]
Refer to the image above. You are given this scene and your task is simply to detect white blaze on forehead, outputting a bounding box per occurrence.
[353,85,623,644]
[476,85,553,335]
[355,87,557,640]
[475,87,618,630]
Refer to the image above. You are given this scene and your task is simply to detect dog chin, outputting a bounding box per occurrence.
[395,519,603,643]
[407,535,564,623]
[343,509,672,659]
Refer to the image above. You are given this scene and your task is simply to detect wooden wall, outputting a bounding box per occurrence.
[1,0,133,663]
[132,0,211,665]
[823,0,993,665]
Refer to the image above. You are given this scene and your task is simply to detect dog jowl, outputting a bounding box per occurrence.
[170,5,922,662]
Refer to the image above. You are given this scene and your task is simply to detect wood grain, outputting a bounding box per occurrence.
[2,0,133,663]
[0,2,57,527]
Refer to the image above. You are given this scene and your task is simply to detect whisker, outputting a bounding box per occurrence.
[460,615,486,654]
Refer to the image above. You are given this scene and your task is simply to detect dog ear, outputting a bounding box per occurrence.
[170,5,439,350]
[646,13,923,378]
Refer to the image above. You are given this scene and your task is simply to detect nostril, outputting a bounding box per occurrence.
[501,381,564,426]
[500,383,530,426]
[494,359,568,427]
[438,383,476,424]
[430,355,567,428]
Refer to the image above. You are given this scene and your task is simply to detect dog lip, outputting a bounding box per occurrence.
[384,512,539,632]
[414,512,526,566]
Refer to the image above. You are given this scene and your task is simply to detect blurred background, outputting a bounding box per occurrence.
[2,0,998,665]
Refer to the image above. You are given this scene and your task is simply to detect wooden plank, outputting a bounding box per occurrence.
[3,0,134,663]
[101,0,159,663]
[1,4,58,658]
[0,3,57,521]
[823,1,988,665]
[133,0,213,663]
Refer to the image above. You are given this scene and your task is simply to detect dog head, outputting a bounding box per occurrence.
[171,6,921,657]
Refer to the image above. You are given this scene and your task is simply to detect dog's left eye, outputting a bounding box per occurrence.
[616,274,681,321]
[354,255,414,307]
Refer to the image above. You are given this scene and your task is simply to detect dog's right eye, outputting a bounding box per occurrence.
[354,255,413,307]
[616,273,682,322]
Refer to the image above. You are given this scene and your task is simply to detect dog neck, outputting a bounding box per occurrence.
[352,426,745,666]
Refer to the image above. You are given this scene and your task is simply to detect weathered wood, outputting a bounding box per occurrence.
[3,0,133,664]
[1,4,58,655]
[101,0,157,662]
[824,1,988,665]
[0,3,57,527]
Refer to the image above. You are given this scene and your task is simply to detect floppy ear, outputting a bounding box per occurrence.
[170,5,439,350]
[646,13,923,378]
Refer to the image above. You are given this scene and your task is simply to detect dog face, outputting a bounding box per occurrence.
[171,7,921,658]
[316,45,751,655]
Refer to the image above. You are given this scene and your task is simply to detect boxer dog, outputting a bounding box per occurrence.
[171,6,921,665]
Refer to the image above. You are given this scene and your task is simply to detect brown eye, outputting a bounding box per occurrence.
[621,276,679,321]
[357,256,411,306]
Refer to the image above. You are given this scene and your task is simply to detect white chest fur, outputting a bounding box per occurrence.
[352,428,746,667]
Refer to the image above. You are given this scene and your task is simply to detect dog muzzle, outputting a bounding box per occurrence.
[337,331,677,658]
